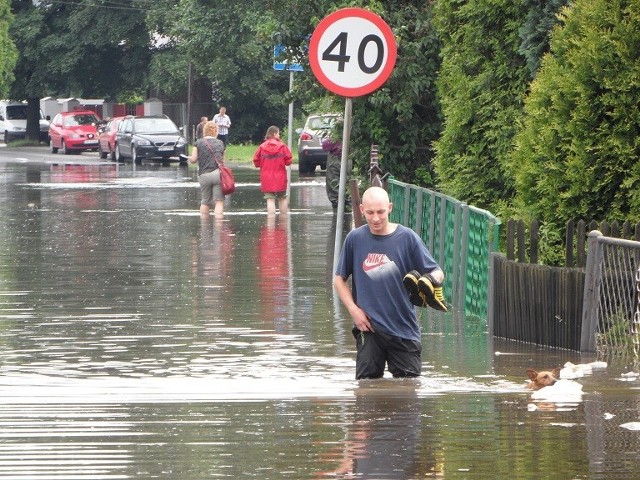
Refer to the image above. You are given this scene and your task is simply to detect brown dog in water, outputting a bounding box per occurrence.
[525,368,561,390]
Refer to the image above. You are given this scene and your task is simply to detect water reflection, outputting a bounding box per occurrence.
[314,380,441,479]
[257,215,293,332]
[190,216,236,310]
[0,157,638,478]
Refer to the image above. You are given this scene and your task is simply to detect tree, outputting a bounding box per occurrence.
[511,0,640,232]
[145,0,292,142]
[0,0,17,99]
[518,0,570,79]
[267,0,443,185]
[9,0,150,140]
[432,0,530,213]
[348,0,442,187]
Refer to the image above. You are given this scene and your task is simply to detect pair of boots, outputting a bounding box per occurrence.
[402,271,448,312]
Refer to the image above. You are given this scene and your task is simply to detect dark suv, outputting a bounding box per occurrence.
[296,114,341,175]
[115,115,187,163]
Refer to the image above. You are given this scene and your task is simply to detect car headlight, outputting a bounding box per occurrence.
[68,132,80,139]
[176,137,186,147]
[137,138,151,146]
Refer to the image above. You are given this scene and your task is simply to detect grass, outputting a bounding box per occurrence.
[7,138,261,165]
[4,139,47,147]
[225,143,258,164]
[185,143,257,164]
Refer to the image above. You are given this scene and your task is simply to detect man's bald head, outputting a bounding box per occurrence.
[361,186,389,205]
[360,187,394,235]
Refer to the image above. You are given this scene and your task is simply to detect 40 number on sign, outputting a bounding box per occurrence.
[309,8,397,98]
[322,31,385,74]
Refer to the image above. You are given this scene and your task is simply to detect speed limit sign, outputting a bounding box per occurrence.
[309,8,397,97]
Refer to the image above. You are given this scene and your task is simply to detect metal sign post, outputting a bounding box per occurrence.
[309,8,397,274]
[332,98,352,273]
[287,70,294,198]
[273,41,303,199]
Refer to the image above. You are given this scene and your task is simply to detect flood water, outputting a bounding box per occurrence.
[0,151,639,479]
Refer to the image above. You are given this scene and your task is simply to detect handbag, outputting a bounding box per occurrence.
[218,164,236,195]
[204,138,235,195]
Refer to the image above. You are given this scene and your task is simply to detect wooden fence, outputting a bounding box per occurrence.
[489,254,585,349]
[505,219,640,267]
[493,220,640,350]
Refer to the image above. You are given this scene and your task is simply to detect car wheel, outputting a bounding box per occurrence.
[3,131,9,144]
[50,139,58,154]
[115,144,123,162]
[132,145,142,165]
[61,139,72,155]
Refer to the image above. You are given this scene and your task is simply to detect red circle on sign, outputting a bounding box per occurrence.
[309,8,397,97]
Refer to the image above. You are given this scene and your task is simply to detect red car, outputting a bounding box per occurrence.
[48,110,101,155]
[98,116,124,160]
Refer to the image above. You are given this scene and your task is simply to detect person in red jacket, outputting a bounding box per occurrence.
[253,125,293,214]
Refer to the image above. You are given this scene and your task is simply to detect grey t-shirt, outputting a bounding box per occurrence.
[336,224,440,341]
[196,136,224,174]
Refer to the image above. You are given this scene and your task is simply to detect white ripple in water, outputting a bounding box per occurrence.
[0,367,520,405]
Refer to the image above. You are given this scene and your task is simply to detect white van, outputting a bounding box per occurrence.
[0,101,50,144]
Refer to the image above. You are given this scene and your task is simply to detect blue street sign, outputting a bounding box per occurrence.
[273,44,304,72]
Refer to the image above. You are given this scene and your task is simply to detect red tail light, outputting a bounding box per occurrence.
[300,132,313,141]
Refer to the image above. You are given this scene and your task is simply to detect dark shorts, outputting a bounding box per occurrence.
[352,327,422,380]
[263,191,287,199]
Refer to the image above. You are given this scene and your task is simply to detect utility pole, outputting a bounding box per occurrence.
[186,61,193,144]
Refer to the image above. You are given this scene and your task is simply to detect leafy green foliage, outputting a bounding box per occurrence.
[349,1,442,187]
[265,0,443,186]
[518,0,569,79]
[432,0,530,212]
[146,0,292,143]
[0,0,17,98]
[9,0,150,100]
[511,0,640,238]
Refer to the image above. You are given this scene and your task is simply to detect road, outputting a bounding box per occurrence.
[0,143,114,165]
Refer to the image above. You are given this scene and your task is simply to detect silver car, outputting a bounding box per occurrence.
[296,114,340,175]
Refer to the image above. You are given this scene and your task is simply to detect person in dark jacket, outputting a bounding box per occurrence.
[321,127,352,213]
[253,126,293,214]
[195,116,207,140]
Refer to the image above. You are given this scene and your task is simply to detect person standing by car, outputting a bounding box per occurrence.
[253,126,292,215]
[333,186,445,379]
[213,107,231,147]
[189,121,226,218]
[321,121,352,213]
[195,116,207,140]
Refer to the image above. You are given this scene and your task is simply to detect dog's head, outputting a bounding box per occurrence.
[525,368,561,390]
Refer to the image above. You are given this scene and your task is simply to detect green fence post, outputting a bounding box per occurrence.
[415,189,423,236]
[451,202,463,310]
[460,204,470,313]
[403,185,410,227]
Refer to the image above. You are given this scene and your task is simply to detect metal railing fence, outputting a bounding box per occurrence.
[387,179,501,319]
[581,231,640,361]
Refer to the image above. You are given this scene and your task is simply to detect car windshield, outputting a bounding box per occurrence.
[6,105,28,120]
[308,116,337,130]
[134,118,178,134]
[65,114,98,126]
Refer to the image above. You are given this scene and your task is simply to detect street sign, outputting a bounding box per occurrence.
[309,8,397,97]
[273,44,304,72]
